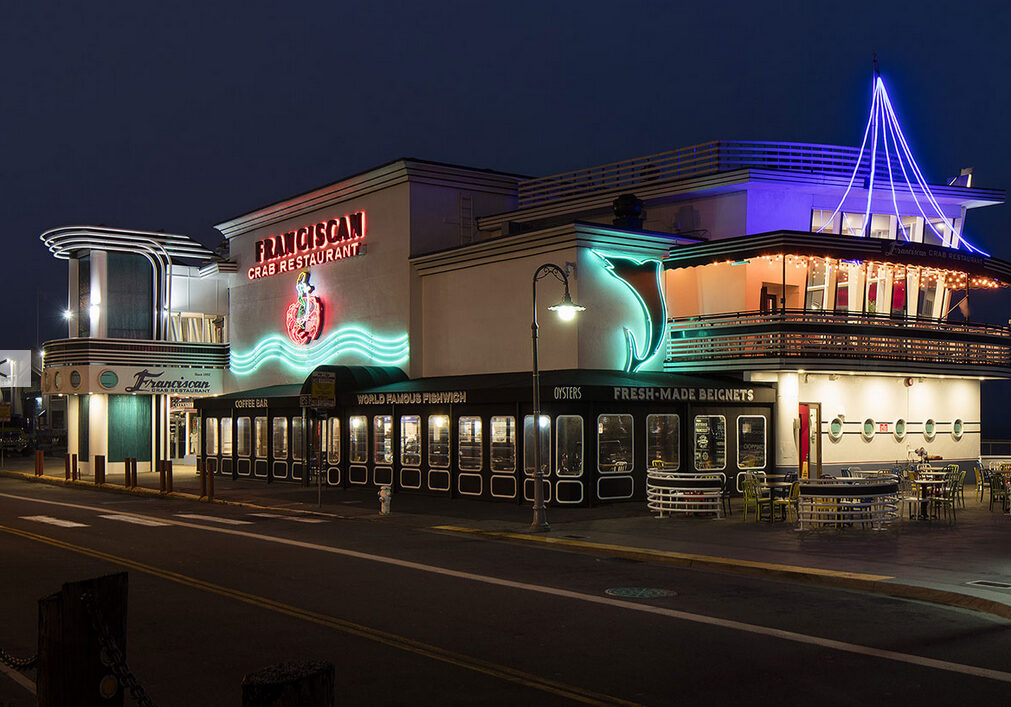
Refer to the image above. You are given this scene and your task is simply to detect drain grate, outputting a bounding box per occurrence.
[605,587,677,599]
[966,579,1011,589]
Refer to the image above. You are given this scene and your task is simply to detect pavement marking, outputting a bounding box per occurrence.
[2,492,1011,684]
[19,515,88,528]
[249,512,328,523]
[0,661,35,695]
[174,513,253,525]
[0,524,637,707]
[99,514,173,527]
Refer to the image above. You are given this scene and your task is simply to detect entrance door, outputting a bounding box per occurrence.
[798,403,821,478]
[169,412,186,459]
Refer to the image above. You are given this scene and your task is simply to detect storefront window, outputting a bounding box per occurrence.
[429,415,450,468]
[917,271,940,318]
[205,418,218,456]
[349,416,367,463]
[523,415,551,476]
[556,416,583,477]
[490,416,516,472]
[737,416,766,470]
[805,259,830,311]
[188,415,200,456]
[891,268,907,316]
[237,417,251,457]
[327,418,340,464]
[291,417,303,461]
[598,414,633,473]
[647,414,679,470]
[694,415,726,471]
[254,417,268,458]
[458,417,482,471]
[220,418,233,456]
[835,266,850,311]
[865,264,888,314]
[273,417,288,458]
[374,415,393,465]
[401,415,421,466]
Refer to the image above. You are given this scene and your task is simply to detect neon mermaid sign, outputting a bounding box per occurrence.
[285,272,324,345]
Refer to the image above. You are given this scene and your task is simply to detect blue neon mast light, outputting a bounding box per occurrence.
[817,71,987,256]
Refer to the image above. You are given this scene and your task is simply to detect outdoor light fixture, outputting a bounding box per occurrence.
[62,309,73,320]
[529,263,585,532]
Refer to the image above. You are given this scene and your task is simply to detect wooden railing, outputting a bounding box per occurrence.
[518,141,911,208]
[665,310,1011,371]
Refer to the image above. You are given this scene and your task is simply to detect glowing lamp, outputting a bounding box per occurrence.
[548,290,585,321]
[62,309,73,320]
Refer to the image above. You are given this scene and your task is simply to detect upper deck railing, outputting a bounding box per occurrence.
[518,141,917,209]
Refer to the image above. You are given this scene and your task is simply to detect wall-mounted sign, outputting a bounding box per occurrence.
[248,210,365,280]
[42,365,222,396]
[354,391,467,405]
[285,272,324,345]
[612,386,756,403]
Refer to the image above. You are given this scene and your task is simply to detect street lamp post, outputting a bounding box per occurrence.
[530,263,585,532]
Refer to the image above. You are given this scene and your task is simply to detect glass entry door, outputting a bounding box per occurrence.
[798,403,822,478]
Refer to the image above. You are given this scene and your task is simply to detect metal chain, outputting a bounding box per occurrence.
[81,592,157,707]
[0,647,38,671]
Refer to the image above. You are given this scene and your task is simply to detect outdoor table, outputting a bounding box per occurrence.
[760,481,794,522]
[910,478,944,519]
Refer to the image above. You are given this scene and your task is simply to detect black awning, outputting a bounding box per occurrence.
[299,365,408,395]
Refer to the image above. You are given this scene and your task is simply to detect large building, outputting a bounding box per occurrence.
[40,78,1010,507]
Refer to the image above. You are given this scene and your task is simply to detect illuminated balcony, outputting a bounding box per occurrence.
[664,310,1011,377]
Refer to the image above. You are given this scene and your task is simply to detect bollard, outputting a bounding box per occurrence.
[166,460,173,493]
[158,460,166,493]
[123,458,132,489]
[208,459,215,501]
[65,454,71,481]
[241,660,334,707]
[71,454,78,481]
[130,458,138,488]
[378,485,392,515]
[200,461,207,497]
[94,455,105,485]
[35,449,44,476]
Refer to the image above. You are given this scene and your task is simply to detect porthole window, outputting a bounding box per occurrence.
[952,419,964,441]
[894,418,907,441]
[862,418,875,441]
[99,370,119,389]
[828,417,844,442]
[70,370,82,389]
[53,371,63,389]
[924,419,936,441]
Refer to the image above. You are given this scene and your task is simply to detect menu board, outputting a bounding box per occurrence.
[694,415,726,471]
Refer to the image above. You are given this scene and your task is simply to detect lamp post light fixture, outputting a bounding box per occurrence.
[530,263,585,532]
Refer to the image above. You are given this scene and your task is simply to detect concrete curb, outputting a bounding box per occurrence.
[432,525,1011,622]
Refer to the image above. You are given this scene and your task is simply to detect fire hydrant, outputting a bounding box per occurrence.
[378,485,392,515]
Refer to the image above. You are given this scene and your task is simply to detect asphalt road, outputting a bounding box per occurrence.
[1,479,1009,705]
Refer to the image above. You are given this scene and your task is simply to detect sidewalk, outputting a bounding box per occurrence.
[4,455,1011,621]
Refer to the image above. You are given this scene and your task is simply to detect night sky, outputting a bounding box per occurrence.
[5,1,1011,427]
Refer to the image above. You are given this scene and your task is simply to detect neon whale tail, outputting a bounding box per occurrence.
[595,252,667,372]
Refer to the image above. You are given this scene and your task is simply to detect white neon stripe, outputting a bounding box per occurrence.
[99,514,172,527]
[879,95,909,241]
[1,492,1009,683]
[862,82,881,236]
[19,515,88,527]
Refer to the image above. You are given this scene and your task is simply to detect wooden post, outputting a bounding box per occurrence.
[35,449,44,476]
[37,572,128,707]
[94,455,105,485]
[123,458,132,488]
[131,458,138,488]
[241,660,334,707]
[159,460,166,493]
[71,454,78,481]
[65,453,71,481]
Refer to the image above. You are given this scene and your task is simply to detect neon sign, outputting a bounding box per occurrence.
[248,211,365,280]
[285,272,323,345]
[594,251,667,373]
[230,326,409,375]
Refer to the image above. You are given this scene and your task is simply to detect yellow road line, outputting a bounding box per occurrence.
[432,525,894,582]
[0,524,638,707]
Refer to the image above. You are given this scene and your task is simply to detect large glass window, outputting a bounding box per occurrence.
[237,417,251,457]
[694,415,726,471]
[220,418,233,456]
[810,209,840,234]
[737,416,766,470]
[254,417,268,458]
[891,268,908,316]
[556,416,583,477]
[523,415,551,476]
[805,259,830,311]
[291,417,304,461]
[841,212,866,237]
[429,415,450,468]
[401,415,421,466]
[917,271,940,318]
[272,417,288,458]
[598,414,633,473]
[868,213,895,240]
[899,215,924,243]
[349,416,367,463]
[647,414,679,470]
[458,417,482,471]
[490,416,516,472]
[374,415,393,465]
[865,264,888,314]
[327,418,340,464]
[204,418,218,456]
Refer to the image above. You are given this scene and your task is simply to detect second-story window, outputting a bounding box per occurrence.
[805,259,830,311]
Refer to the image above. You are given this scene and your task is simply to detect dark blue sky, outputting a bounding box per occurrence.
[5,1,1011,353]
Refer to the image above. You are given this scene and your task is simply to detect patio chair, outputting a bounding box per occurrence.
[741,477,772,522]
[976,462,990,503]
[897,475,920,520]
[772,481,800,523]
[990,473,1010,513]
[931,475,958,524]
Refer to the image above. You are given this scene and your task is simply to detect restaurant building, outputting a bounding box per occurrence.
[40,77,1011,505]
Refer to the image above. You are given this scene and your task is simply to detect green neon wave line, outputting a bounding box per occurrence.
[592,250,666,373]
[230,326,409,375]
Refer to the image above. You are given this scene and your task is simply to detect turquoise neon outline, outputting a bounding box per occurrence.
[593,250,667,373]
[231,325,409,375]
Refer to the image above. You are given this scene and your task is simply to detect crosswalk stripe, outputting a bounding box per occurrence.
[99,514,172,527]
[19,515,88,528]
[175,513,253,525]
[249,513,328,524]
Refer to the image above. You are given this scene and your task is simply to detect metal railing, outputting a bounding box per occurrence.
[517,141,911,208]
[665,310,1011,370]
[43,338,229,368]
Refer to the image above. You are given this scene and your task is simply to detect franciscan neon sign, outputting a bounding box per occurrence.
[248,211,365,280]
[285,272,323,345]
